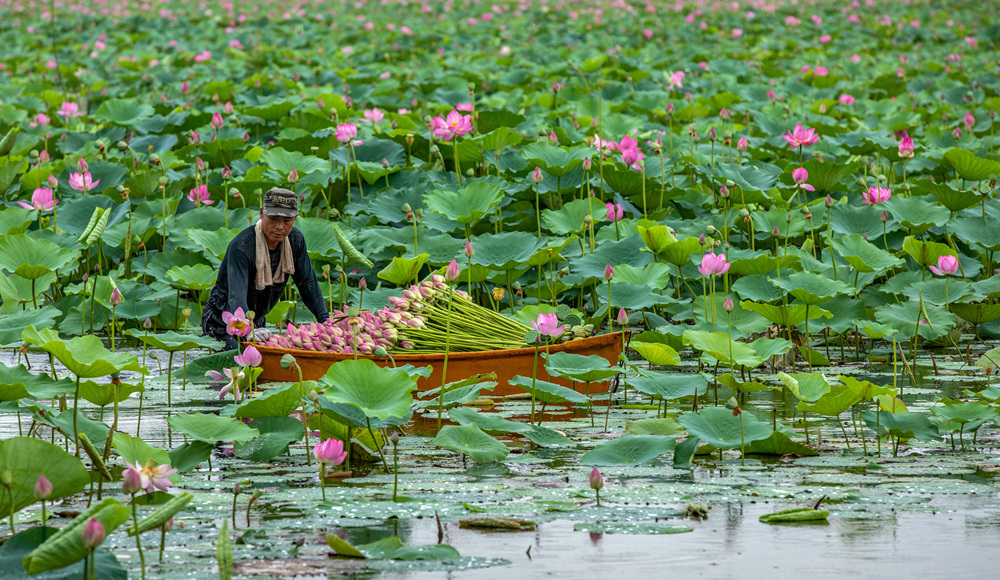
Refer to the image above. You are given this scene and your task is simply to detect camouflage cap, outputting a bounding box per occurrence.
[262,187,299,218]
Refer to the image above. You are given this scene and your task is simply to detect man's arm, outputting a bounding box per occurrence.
[291,231,330,322]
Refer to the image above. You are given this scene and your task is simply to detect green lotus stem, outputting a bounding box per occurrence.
[132,499,146,580]
[392,437,399,502]
[606,279,613,333]
[291,361,311,467]
[166,351,174,406]
[534,181,541,238]
[437,289,453,433]
[159,527,166,562]
[349,143,364,200]
[739,411,745,466]
[530,341,540,425]
[232,489,239,528]
[366,417,390,473]
[453,141,463,187]
[319,464,326,502]
[595,487,600,507]
[73,375,81,457]
[7,485,14,534]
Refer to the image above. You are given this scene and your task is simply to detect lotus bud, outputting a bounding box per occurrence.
[221,166,233,180]
[582,157,592,171]
[881,210,888,223]
[359,276,368,290]
[708,126,717,141]
[665,102,674,115]
[389,430,400,444]
[719,184,730,198]
[589,467,604,490]
[82,517,105,550]
[616,308,628,326]
[737,137,748,152]
[445,259,460,282]
[34,474,52,500]
[698,233,706,245]
[122,466,143,494]
[109,287,122,306]
[45,173,59,189]
[772,226,781,237]
[143,315,153,328]
[190,130,201,146]
[825,194,833,208]
[603,263,614,281]
[724,297,734,313]
[242,132,250,142]
[531,166,545,184]
[464,241,474,258]
[77,157,88,173]
[288,168,299,184]
[706,225,718,235]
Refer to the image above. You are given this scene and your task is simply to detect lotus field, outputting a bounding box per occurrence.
[2,0,1000,577]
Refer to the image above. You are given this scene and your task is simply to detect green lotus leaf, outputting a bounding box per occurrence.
[949,302,1000,325]
[319,359,416,421]
[861,410,942,442]
[111,432,172,471]
[929,399,999,425]
[377,253,429,286]
[627,417,685,437]
[183,227,242,262]
[829,204,893,239]
[22,498,131,575]
[911,178,979,213]
[166,264,218,290]
[542,199,591,235]
[749,337,794,360]
[471,232,549,270]
[449,407,530,435]
[770,272,853,305]
[682,329,763,368]
[580,434,677,466]
[0,527,126,579]
[943,148,1000,181]
[431,423,509,462]
[874,302,955,340]
[94,99,155,125]
[777,372,831,402]
[22,326,147,378]
[657,237,703,267]
[326,535,461,561]
[0,206,34,236]
[628,372,706,401]
[901,236,955,268]
[234,416,304,462]
[508,375,592,406]
[630,335,681,366]
[542,352,619,383]
[0,234,80,280]
[424,182,505,225]
[796,384,862,417]
[884,197,949,233]
[520,142,590,177]
[745,431,819,456]
[677,407,773,450]
[124,330,223,352]
[951,216,1000,252]
[728,254,800,277]
[228,382,303,419]
[79,380,144,407]
[167,413,260,443]
[261,147,331,174]
[167,441,214,473]
[0,437,90,517]
[0,364,75,401]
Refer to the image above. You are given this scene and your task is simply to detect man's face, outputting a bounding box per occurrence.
[259,209,297,247]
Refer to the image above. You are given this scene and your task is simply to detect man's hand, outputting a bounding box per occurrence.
[253,327,272,342]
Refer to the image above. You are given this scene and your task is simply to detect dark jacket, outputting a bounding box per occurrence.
[202,224,329,336]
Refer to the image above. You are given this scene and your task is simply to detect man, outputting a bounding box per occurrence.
[202,188,329,350]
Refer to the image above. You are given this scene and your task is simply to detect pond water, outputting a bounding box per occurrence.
[2,342,999,578]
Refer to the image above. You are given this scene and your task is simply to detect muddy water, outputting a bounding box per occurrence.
[3,343,999,579]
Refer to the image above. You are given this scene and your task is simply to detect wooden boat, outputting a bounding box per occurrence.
[255,331,627,397]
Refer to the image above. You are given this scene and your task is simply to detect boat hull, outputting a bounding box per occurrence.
[255,331,627,396]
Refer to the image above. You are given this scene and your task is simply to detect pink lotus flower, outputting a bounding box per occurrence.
[621,147,644,169]
[430,109,473,141]
[122,464,144,494]
[82,517,105,550]
[127,460,179,494]
[531,312,565,338]
[223,306,252,337]
[234,344,262,367]
[898,137,914,159]
[17,188,57,211]
[58,102,81,122]
[929,255,959,277]
[964,112,975,132]
[792,167,815,191]
[335,122,358,143]
[210,112,224,130]
[667,71,685,89]
[69,171,99,192]
[592,136,617,153]
[698,253,731,276]
[455,102,474,112]
[838,94,855,105]
[605,202,623,222]
[863,186,891,205]
[782,124,820,147]
[188,184,213,206]
[218,367,245,401]
[30,113,50,127]
[362,108,384,123]
[313,438,348,467]
[814,66,829,76]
